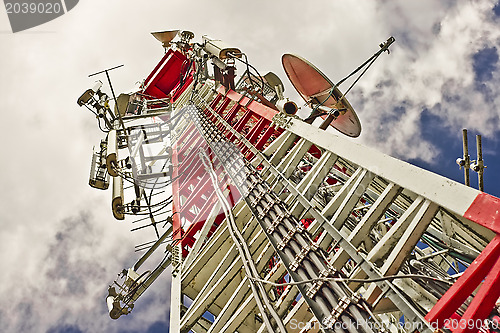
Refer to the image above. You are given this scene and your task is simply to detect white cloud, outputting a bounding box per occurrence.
[347,0,500,162]
[0,205,171,333]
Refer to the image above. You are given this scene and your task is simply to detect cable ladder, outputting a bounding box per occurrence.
[167,77,497,332]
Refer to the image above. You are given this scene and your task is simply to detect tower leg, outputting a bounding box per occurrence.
[170,243,182,333]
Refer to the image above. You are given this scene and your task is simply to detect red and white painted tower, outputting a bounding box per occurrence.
[79,30,500,333]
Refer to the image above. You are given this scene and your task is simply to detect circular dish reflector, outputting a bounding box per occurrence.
[282,54,361,137]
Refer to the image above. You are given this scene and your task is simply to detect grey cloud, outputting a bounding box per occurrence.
[47,324,83,333]
[44,212,107,297]
[0,208,170,333]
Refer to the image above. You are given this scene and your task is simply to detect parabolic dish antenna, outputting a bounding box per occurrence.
[282,54,361,137]
[151,30,179,48]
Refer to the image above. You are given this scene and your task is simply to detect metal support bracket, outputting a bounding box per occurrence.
[290,243,319,272]
[323,294,361,328]
[306,266,337,298]
[257,199,278,219]
[277,225,305,250]
[266,210,291,234]
[272,112,294,129]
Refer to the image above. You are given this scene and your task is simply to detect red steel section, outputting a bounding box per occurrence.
[456,255,500,333]
[247,118,269,144]
[217,86,277,121]
[425,192,500,332]
[168,87,284,256]
[171,142,182,241]
[425,235,500,333]
[143,49,188,98]
[172,75,194,102]
[464,192,500,234]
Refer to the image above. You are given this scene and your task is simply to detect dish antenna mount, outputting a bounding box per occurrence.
[282,37,395,137]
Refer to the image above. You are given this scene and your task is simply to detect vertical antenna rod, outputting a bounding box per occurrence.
[476,134,484,191]
[89,65,127,132]
[462,129,470,186]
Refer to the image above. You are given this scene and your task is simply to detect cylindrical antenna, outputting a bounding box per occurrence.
[462,129,470,186]
[476,134,484,191]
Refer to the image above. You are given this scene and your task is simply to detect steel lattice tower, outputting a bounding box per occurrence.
[78,31,500,333]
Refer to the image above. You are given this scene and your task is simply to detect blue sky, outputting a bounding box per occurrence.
[409,41,500,196]
[1,1,500,333]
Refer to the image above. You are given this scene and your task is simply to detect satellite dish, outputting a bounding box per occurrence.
[282,54,361,137]
[151,30,179,48]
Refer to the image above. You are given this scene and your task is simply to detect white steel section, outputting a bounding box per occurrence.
[284,119,479,216]
[261,129,291,161]
[297,151,337,200]
[268,132,298,166]
[329,168,375,229]
[190,315,212,333]
[182,202,222,270]
[426,225,483,255]
[181,252,242,328]
[170,243,182,333]
[180,202,281,331]
[217,293,257,333]
[277,138,313,178]
[366,197,427,263]
[182,224,231,285]
[381,201,439,275]
[206,276,251,333]
[129,130,145,161]
[320,167,364,219]
[330,182,401,266]
[182,209,269,322]
[364,200,439,303]
[392,278,438,313]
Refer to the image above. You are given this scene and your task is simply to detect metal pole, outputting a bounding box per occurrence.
[89,65,127,132]
[476,135,484,191]
[169,243,182,333]
[462,129,470,186]
[133,228,171,271]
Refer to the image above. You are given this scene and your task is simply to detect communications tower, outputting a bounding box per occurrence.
[78,30,500,333]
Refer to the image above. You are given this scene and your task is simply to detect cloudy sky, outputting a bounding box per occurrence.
[1,1,499,332]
